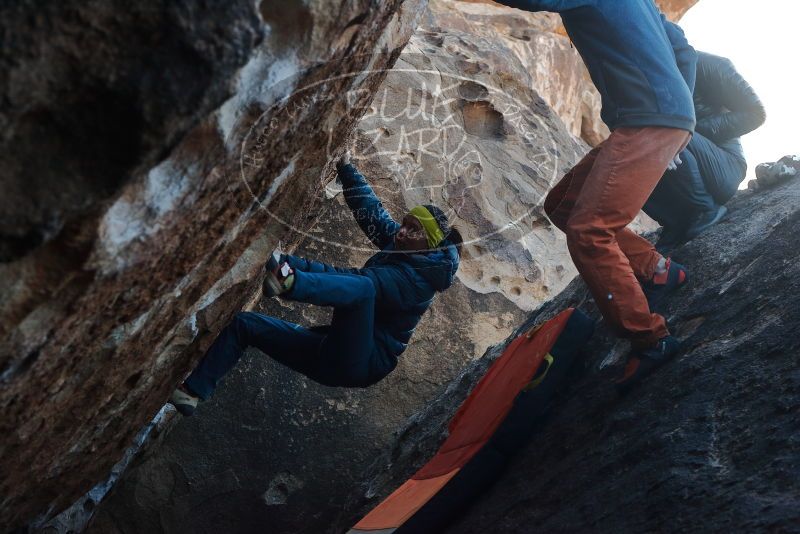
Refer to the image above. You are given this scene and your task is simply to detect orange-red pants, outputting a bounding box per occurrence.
[544,127,691,348]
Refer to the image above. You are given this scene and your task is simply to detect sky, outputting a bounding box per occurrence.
[680,0,799,183]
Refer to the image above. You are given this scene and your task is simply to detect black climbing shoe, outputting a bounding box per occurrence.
[685,205,727,240]
[263,250,295,297]
[642,258,688,311]
[615,335,681,394]
[169,384,200,416]
[755,157,799,189]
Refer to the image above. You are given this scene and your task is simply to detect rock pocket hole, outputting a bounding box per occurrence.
[458,81,489,101]
[125,371,143,389]
[461,101,505,140]
[511,287,522,296]
[490,276,501,286]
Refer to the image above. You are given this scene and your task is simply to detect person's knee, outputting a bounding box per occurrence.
[231,311,255,326]
[229,311,257,341]
[543,189,566,230]
[564,216,603,252]
[543,188,558,217]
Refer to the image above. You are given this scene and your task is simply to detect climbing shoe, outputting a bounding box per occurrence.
[642,258,688,311]
[755,157,799,189]
[169,384,199,416]
[615,335,681,394]
[263,250,295,297]
[685,205,727,240]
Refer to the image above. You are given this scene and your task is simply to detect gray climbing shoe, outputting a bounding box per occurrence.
[263,250,295,297]
[169,385,199,416]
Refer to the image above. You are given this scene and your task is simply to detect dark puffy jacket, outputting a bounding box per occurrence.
[693,51,766,157]
[494,0,697,132]
[282,163,459,358]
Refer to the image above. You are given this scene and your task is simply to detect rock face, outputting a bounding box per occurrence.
[89,1,685,531]
[2,0,698,530]
[358,0,594,311]
[0,0,427,529]
[0,1,264,263]
[439,0,610,146]
[448,0,698,146]
[334,175,800,533]
[87,0,590,530]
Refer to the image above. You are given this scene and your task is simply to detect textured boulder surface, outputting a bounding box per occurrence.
[0,0,427,529]
[2,0,699,531]
[461,0,699,146]
[442,0,610,145]
[87,0,590,530]
[0,1,263,263]
[87,1,695,531]
[334,175,800,533]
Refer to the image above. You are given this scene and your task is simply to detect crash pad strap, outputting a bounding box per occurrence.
[524,353,554,391]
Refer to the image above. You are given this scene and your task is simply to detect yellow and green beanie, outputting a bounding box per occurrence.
[409,204,449,249]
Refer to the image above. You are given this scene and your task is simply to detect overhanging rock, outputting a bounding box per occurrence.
[0,0,427,529]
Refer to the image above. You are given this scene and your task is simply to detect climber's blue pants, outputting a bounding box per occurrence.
[644,132,746,230]
[184,270,389,399]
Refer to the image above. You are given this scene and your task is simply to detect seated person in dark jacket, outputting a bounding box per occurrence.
[644,51,766,251]
[169,152,462,416]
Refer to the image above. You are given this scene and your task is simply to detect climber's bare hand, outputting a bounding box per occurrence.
[667,152,683,171]
[339,149,351,167]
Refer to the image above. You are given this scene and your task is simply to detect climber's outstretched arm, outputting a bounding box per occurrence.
[337,162,400,250]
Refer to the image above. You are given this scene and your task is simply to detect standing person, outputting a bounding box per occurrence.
[170,152,462,415]
[493,0,697,390]
[644,51,766,252]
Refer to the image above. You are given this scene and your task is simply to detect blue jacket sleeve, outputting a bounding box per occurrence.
[338,163,400,250]
[661,14,697,93]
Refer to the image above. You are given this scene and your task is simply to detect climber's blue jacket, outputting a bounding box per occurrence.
[494,0,697,132]
[281,163,460,358]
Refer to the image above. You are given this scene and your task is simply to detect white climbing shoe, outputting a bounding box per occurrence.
[263,250,295,297]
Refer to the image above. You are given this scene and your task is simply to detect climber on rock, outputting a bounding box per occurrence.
[169,151,462,415]
[493,0,697,390]
[644,51,766,252]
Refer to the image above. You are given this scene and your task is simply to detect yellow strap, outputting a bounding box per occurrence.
[523,353,554,391]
